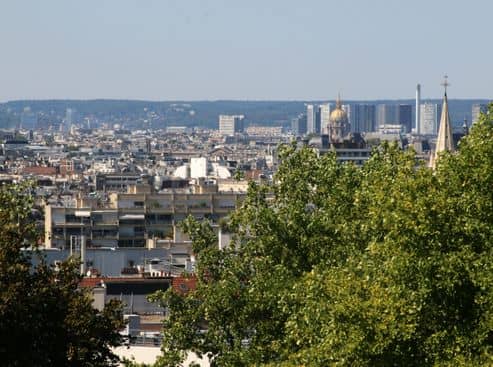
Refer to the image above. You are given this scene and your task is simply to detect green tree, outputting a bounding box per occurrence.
[154,104,493,366]
[0,182,126,367]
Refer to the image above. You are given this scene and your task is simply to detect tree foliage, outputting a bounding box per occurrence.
[0,182,125,367]
[155,104,493,366]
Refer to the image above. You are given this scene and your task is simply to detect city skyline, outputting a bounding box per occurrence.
[1,0,493,101]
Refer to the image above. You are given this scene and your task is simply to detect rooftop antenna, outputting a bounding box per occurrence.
[441,75,450,95]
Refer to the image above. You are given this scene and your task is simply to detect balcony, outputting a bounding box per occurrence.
[146,206,174,214]
[92,221,119,226]
[57,221,89,227]
[118,233,146,240]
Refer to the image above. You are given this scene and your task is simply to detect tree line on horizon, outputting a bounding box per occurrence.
[1,99,489,130]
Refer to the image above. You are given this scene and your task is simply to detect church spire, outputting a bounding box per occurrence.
[430,75,455,169]
[336,92,342,109]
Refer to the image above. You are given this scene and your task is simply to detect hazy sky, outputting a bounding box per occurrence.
[1,0,492,101]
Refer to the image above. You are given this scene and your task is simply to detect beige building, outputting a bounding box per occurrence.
[218,115,245,135]
[45,188,245,249]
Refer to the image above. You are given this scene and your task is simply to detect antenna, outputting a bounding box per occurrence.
[441,75,450,94]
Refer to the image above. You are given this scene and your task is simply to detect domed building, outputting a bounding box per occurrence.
[328,95,350,143]
[306,93,371,165]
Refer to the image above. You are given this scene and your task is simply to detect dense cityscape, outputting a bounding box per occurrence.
[0,80,490,363]
[2,1,493,366]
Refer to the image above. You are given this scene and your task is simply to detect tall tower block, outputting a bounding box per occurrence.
[416,84,421,134]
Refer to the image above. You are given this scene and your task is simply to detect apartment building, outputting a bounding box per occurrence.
[45,189,245,249]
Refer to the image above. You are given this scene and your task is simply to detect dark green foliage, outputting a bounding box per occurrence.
[155,105,493,366]
[0,183,125,367]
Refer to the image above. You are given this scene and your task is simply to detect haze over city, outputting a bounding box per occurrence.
[1,0,493,101]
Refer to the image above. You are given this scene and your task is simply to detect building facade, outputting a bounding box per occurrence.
[319,103,332,135]
[291,113,307,136]
[349,104,376,133]
[420,103,441,135]
[376,104,396,127]
[45,191,245,249]
[472,103,488,124]
[306,104,317,134]
[376,104,412,132]
[219,115,245,135]
[398,104,413,133]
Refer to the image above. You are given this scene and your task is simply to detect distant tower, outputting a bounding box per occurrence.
[430,76,455,169]
[398,104,413,133]
[319,103,332,134]
[462,117,469,135]
[420,103,441,135]
[306,104,316,134]
[376,104,398,127]
[472,103,488,124]
[291,113,307,136]
[315,106,322,134]
[416,84,421,134]
[350,104,376,133]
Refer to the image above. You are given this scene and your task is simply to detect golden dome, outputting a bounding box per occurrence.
[329,107,347,122]
[329,94,348,123]
[327,93,349,142]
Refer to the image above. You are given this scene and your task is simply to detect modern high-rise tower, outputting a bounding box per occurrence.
[472,104,488,124]
[315,106,322,134]
[376,104,397,127]
[416,84,421,134]
[319,103,332,135]
[420,103,441,135]
[398,104,413,133]
[350,104,376,133]
[291,113,307,136]
[306,105,316,134]
[376,104,411,131]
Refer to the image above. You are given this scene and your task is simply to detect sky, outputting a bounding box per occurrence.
[0,0,492,101]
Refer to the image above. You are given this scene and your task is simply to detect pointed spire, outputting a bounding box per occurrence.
[462,116,469,135]
[336,93,342,109]
[430,76,455,169]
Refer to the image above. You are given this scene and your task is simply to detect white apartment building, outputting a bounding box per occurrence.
[218,115,245,135]
[420,103,441,135]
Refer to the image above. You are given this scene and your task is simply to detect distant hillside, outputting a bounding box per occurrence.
[0,99,490,130]
[0,110,20,129]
